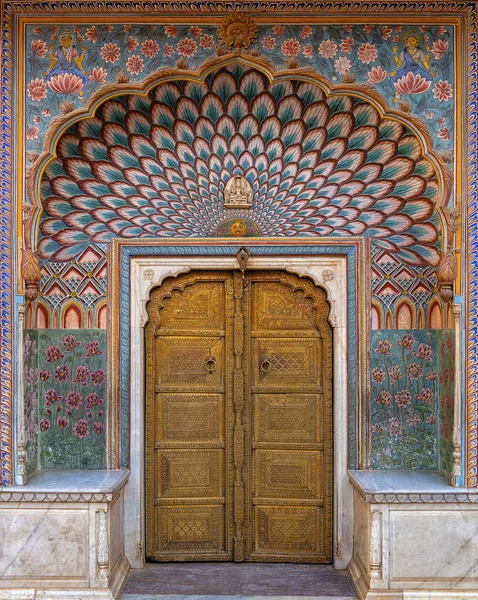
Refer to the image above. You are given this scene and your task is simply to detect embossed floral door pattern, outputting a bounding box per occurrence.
[145,270,332,563]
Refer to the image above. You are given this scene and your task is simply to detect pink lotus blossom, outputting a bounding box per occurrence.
[358,42,377,64]
[77,34,85,42]
[38,369,50,381]
[48,73,84,94]
[396,333,416,349]
[177,37,197,58]
[26,127,39,140]
[126,55,144,76]
[44,388,63,406]
[73,365,90,385]
[272,25,285,37]
[45,345,64,362]
[105,25,113,32]
[262,36,276,50]
[86,392,104,408]
[93,421,104,434]
[73,26,81,34]
[85,25,97,43]
[54,364,70,382]
[31,39,48,58]
[164,43,174,58]
[387,417,403,436]
[57,416,69,429]
[127,36,139,52]
[101,42,120,64]
[190,25,202,37]
[343,25,352,32]
[437,25,447,35]
[426,370,438,381]
[425,111,434,119]
[303,43,313,58]
[281,38,301,57]
[42,108,51,117]
[437,117,446,126]
[433,79,453,102]
[415,388,433,404]
[388,365,403,383]
[394,72,431,95]
[367,66,387,85]
[62,334,80,351]
[363,24,372,33]
[375,390,391,406]
[84,341,103,357]
[73,419,89,439]
[394,26,403,32]
[318,39,337,58]
[375,340,392,356]
[438,127,451,141]
[372,367,385,384]
[39,418,50,432]
[431,39,449,59]
[407,412,421,426]
[382,26,392,40]
[141,39,159,58]
[407,362,423,380]
[90,67,108,84]
[27,77,47,102]
[334,56,351,75]
[124,24,132,32]
[340,37,354,54]
[164,25,177,38]
[414,343,433,361]
[200,34,215,49]
[66,391,82,410]
[301,25,312,39]
[33,115,40,124]
[426,414,437,425]
[395,389,412,408]
[91,369,105,386]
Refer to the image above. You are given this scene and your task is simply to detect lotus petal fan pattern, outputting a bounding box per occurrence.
[39,65,441,265]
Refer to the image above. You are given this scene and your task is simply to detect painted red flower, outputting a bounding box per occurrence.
[85,26,97,43]
[375,390,391,406]
[395,389,412,408]
[44,388,63,406]
[48,73,84,95]
[426,414,437,425]
[33,115,40,124]
[26,126,39,140]
[426,370,438,381]
[39,418,50,432]
[66,391,82,410]
[367,66,387,85]
[419,25,427,33]
[407,362,423,380]
[105,24,113,32]
[84,340,103,357]
[33,26,43,35]
[90,67,108,84]
[394,26,403,32]
[358,42,377,64]
[318,39,337,58]
[57,416,69,429]
[334,56,351,75]
[372,367,385,384]
[272,25,285,37]
[27,77,47,102]
[414,343,433,361]
[394,72,431,95]
[127,36,139,52]
[124,24,132,32]
[100,42,120,64]
[432,79,453,102]
[164,25,177,38]
[45,345,65,362]
[164,43,175,58]
[126,54,144,76]
[340,37,353,54]
[425,111,434,119]
[190,25,202,38]
[407,413,421,427]
[381,26,392,40]
[438,127,451,141]
[42,108,51,117]
[415,388,433,404]
[177,37,197,58]
[437,25,447,35]
[363,24,373,33]
[301,25,312,39]
[91,369,105,386]
[431,39,449,60]
[73,419,89,439]
[86,392,104,408]
[262,36,276,50]
[141,39,159,58]
[303,43,313,58]
[31,39,48,58]
[343,25,352,32]
[61,334,80,351]
[199,34,215,50]
[38,369,50,381]
[73,365,90,385]
[93,421,104,434]
[437,117,446,126]
[281,38,300,57]
[54,364,70,382]
[375,340,392,356]
[388,365,403,384]
[396,333,415,349]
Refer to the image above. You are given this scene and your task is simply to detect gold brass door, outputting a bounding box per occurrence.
[145,270,332,563]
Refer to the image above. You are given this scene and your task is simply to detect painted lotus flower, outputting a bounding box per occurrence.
[272,25,285,36]
[437,25,447,35]
[343,24,352,32]
[372,423,384,433]
[85,25,98,43]
[414,343,433,361]
[73,419,89,439]
[42,109,51,117]
[431,39,449,59]
[26,127,39,140]
[281,38,301,57]
[358,42,377,64]
[407,362,423,380]
[39,418,51,432]
[340,37,353,54]
[85,340,103,357]
[66,391,82,410]
[126,55,144,76]
[177,37,197,58]
[200,34,215,50]
[318,39,337,58]
[100,42,120,64]
[375,390,391,406]
[38,369,50,381]
[189,25,202,38]
[33,116,40,124]
[31,39,48,58]
[426,370,438,381]
[367,66,387,85]
[164,44,174,58]
[381,26,392,40]
[73,365,90,385]
[438,127,451,141]
[57,416,69,429]
[363,24,372,33]
[427,414,437,425]
[262,36,276,50]
[388,365,403,383]
[301,25,312,39]
[387,417,403,436]
[62,334,81,351]
[372,367,385,384]
[86,392,104,408]
[407,412,421,426]
[394,72,431,95]
[141,39,159,58]
[433,80,453,102]
[90,67,108,84]
[303,44,313,58]
[48,73,84,95]
[27,77,47,102]
[127,36,139,52]
[375,340,392,356]
[93,421,104,434]
[396,333,415,349]
[334,56,351,75]
[395,389,412,408]
[45,345,65,362]
[44,388,63,406]
[164,25,177,38]
[415,387,433,404]
[54,364,70,382]
[91,369,105,386]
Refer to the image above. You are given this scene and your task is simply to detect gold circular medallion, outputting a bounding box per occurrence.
[230,221,247,237]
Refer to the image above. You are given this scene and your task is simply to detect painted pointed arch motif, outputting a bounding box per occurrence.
[27,56,452,266]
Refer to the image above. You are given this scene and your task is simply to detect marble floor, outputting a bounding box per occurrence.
[120,563,357,600]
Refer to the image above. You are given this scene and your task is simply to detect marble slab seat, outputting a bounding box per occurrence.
[348,470,478,600]
[0,469,130,600]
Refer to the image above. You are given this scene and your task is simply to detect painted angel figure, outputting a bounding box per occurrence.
[389,32,436,102]
[44,30,90,98]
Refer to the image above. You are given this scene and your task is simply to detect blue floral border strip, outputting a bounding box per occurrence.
[118,243,361,470]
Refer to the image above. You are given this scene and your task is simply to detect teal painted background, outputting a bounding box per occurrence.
[438,330,454,477]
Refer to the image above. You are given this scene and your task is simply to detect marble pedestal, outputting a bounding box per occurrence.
[0,470,130,600]
[348,471,478,600]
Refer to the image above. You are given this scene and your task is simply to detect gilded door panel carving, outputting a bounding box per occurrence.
[146,270,332,563]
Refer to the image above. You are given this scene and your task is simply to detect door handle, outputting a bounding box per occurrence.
[205,355,217,373]
[260,356,271,372]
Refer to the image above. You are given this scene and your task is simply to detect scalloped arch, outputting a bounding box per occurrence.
[27,55,452,266]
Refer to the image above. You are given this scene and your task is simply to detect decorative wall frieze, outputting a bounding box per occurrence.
[0,490,122,503]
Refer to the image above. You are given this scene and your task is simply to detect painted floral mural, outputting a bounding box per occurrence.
[438,330,455,477]
[23,332,39,476]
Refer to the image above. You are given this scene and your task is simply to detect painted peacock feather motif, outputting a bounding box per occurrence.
[39,64,441,265]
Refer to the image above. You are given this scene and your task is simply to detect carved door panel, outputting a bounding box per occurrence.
[145,273,234,561]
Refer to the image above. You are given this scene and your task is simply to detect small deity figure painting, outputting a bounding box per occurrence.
[44,30,90,98]
[224,175,253,208]
[389,31,436,102]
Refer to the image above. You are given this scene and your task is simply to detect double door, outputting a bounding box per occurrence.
[145,270,332,563]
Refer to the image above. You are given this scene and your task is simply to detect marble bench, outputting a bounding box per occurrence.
[0,470,130,599]
[348,470,478,600]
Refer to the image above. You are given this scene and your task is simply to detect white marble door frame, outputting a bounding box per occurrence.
[125,254,352,570]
